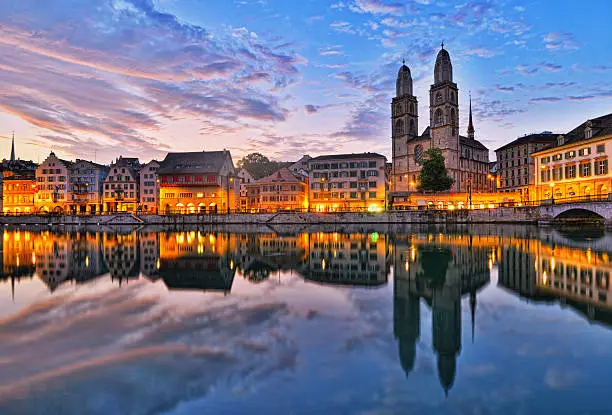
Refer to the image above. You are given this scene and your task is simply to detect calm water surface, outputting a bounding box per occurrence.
[1,225,611,414]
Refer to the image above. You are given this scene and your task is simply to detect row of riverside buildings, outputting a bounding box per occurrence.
[1,45,610,214]
[0,137,388,214]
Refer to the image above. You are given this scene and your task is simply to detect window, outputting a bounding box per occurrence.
[552,167,562,181]
[350,192,357,199]
[597,144,605,153]
[368,161,376,168]
[368,192,377,198]
[350,182,357,189]
[540,170,550,183]
[581,163,591,177]
[435,108,443,125]
[367,170,378,176]
[595,159,608,175]
[368,181,377,188]
[564,151,576,159]
[564,165,576,179]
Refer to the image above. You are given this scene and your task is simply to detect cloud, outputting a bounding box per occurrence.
[530,97,563,103]
[350,0,405,15]
[319,45,345,56]
[544,32,579,51]
[0,0,303,160]
[463,47,501,58]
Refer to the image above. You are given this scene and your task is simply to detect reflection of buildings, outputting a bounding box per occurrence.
[140,232,160,280]
[392,234,491,395]
[499,237,612,326]
[302,232,389,286]
[158,232,236,293]
[236,233,309,283]
[1,230,36,298]
[34,232,72,291]
[103,232,140,284]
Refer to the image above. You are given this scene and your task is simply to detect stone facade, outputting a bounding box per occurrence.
[308,153,387,212]
[68,159,109,214]
[139,160,159,213]
[103,157,141,212]
[391,45,490,196]
[35,152,73,213]
[495,132,556,200]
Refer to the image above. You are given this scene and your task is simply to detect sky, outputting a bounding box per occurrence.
[0,0,611,165]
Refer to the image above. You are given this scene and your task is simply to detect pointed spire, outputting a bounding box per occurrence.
[10,131,15,162]
[467,92,475,139]
[470,290,476,343]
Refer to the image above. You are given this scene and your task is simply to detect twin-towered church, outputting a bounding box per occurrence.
[391,44,490,196]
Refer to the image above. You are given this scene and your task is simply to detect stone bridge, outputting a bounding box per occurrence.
[538,200,612,224]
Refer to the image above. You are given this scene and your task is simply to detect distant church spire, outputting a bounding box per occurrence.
[467,93,475,139]
[470,290,476,343]
[10,131,15,161]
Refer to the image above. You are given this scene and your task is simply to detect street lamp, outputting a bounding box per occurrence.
[549,182,555,205]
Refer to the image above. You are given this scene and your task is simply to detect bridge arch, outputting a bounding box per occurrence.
[554,208,605,221]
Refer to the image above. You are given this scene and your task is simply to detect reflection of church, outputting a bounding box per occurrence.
[392,235,490,394]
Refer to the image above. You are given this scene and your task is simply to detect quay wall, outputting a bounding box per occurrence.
[0,207,543,226]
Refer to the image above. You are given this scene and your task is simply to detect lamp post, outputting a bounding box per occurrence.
[549,182,555,205]
[226,175,233,214]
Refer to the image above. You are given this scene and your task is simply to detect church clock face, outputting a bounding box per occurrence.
[415,145,424,164]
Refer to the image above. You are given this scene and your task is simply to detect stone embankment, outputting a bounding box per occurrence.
[0,207,544,226]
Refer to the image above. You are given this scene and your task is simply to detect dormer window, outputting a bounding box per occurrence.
[557,135,565,146]
[585,125,593,139]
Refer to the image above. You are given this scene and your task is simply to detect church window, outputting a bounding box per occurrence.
[450,108,456,125]
[409,119,415,135]
[414,145,424,164]
[450,91,455,102]
[395,119,405,136]
[409,103,414,113]
[435,109,443,126]
[396,104,402,114]
[435,92,442,105]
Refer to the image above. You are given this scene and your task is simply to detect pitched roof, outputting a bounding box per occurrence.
[495,132,557,153]
[256,167,302,183]
[533,112,612,153]
[308,152,386,162]
[459,135,488,151]
[74,159,109,171]
[158,150,232,175]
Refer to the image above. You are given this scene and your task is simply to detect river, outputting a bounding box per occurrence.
[0,225,611,414]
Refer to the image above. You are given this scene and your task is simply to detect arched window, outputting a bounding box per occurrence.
[450,108,456,125]
[396,104,402,114]
[395,119,405,136]
[450,91,455,102]
[409,103,414,114]
[435,109,443,126]
[435,92,442,105]
[409,119,415,135]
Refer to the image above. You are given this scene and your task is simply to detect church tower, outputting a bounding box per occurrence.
[391,60,418,193]
[10,131,15,162]
[429,44,460,187]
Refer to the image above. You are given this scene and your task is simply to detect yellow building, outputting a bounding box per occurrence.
[158,150,238,214]
[533,114,611,201]
[246,167,308,212]
[2,177,36,214]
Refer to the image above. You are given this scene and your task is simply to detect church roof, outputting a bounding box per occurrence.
[398,63,411,76]
[460,135,488,151]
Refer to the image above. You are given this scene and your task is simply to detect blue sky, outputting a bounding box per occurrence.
[0,0,611,163]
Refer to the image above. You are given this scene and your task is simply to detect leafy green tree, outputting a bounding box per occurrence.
[237,152,270,168]
[417,148,454,192]
[237,152,281,179]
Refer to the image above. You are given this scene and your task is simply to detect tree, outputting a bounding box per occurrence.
[417,148,454,192]
[237,152,270,168]
[237,152,281,179]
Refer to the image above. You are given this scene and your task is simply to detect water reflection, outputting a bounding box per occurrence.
[1,226,612,410]
[392,234,491,394]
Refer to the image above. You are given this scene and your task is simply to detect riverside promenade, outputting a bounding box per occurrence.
[1,202,611,228]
